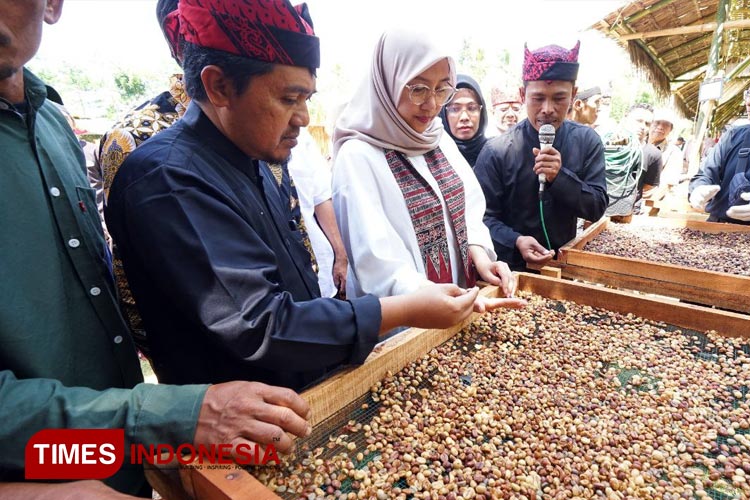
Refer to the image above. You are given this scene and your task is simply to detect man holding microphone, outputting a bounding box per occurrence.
[474,42,608,270]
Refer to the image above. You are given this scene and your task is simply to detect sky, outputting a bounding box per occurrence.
[31,0,633,125]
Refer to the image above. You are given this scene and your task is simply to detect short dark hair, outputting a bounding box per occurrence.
[182,42,276,102]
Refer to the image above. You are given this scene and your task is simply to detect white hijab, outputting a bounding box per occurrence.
[333,28,456,158]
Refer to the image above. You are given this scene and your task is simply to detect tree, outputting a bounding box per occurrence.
[458,38,488,83]
[114,71,147,104]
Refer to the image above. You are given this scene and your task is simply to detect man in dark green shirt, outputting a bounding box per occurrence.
[0,1,313,496]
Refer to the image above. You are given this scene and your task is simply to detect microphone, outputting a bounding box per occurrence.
[537,124,555,194]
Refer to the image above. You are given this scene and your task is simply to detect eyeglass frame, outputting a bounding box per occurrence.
[445,103,483,116]
[403,83,457,106]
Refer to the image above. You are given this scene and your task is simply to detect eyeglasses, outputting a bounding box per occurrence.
[404,84,457,106]
[446,103,482,116]
[494,102,522,113]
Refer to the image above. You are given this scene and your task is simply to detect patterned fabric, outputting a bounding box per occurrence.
[385,147,475,286]
[491,87,521,107]
[101,75,185,198]
[168,0,320,68]
[522,42,580,82]
[99,76,186,358]
[268,163,318,274]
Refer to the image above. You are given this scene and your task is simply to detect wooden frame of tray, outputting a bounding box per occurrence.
[535,216,750,314]
[147,273,750,499]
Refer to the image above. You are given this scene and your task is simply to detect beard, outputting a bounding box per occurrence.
[0,64,19,81]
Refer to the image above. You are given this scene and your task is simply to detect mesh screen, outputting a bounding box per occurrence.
[251,293,749,500]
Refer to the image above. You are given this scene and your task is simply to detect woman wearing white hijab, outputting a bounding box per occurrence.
[332,29,521,310]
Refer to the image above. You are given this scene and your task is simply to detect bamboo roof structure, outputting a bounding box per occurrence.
[592,0,750,132]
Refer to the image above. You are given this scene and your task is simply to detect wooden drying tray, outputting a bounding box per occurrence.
[548,216,750,314]
[146,273,750,499]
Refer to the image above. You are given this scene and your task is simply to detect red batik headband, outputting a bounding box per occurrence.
[522,41,580,82]
[166,0,320,68]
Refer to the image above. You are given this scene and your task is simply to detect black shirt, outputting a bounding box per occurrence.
[106,103,381,390]
[474,120,608,270]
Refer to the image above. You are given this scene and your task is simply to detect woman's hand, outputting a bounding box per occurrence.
[470,246,517,297]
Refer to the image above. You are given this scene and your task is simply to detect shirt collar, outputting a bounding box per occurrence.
[181,101,260,181]
[22,68,48,111]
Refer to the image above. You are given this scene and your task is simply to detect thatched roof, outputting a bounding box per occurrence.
[592,0,750,132]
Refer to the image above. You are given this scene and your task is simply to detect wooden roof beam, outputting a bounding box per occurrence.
[624,0,680,24]
[659,32,712,61]
[620,18,750,40]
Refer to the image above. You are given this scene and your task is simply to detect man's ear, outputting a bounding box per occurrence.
[519,86,526,104]
[44,0,64,25]
[200,65,232,108]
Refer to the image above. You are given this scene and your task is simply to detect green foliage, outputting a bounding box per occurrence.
[113,71,147,104]
[458,38,488,83]
[607,71,657,124]
[65,67,95,91]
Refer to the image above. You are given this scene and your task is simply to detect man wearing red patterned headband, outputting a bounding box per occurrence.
[490,86,524,135]
[106,0,482,392]
[474,42,608,271]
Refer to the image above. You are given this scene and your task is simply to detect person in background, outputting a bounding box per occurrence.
[106,0,485,392]
[332,29,524,311]
[474,42,607,271]
[676,135,691,175]
[286,128,348,298]
[600,102,662,220]
[567,86,601,127]
[649,108,684,187]
[97,0,191,360]
[439,73,488,167]
[490,85,523,135]
[0,0,312,496]
[689,121,750,224]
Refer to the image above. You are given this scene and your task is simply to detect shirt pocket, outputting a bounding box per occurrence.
[75,185,110,265]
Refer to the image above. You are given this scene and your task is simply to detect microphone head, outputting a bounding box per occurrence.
[539,124,555,147]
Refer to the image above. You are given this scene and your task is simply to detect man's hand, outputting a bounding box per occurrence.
[194,382,311,458]
[379,284,478,333]
[532,146,562,184]
[726,192,750,221]
[689,184,720,212]
[331,254,347,298]
[516,235,554,265]
[0,480,138,499]
[406,284,479,328]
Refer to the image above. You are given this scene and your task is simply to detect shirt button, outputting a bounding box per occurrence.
[90,287,101,296]
[260,210,264,216]
[50,187,61,197]
[68,238,80,248]
[113,336,123,344]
